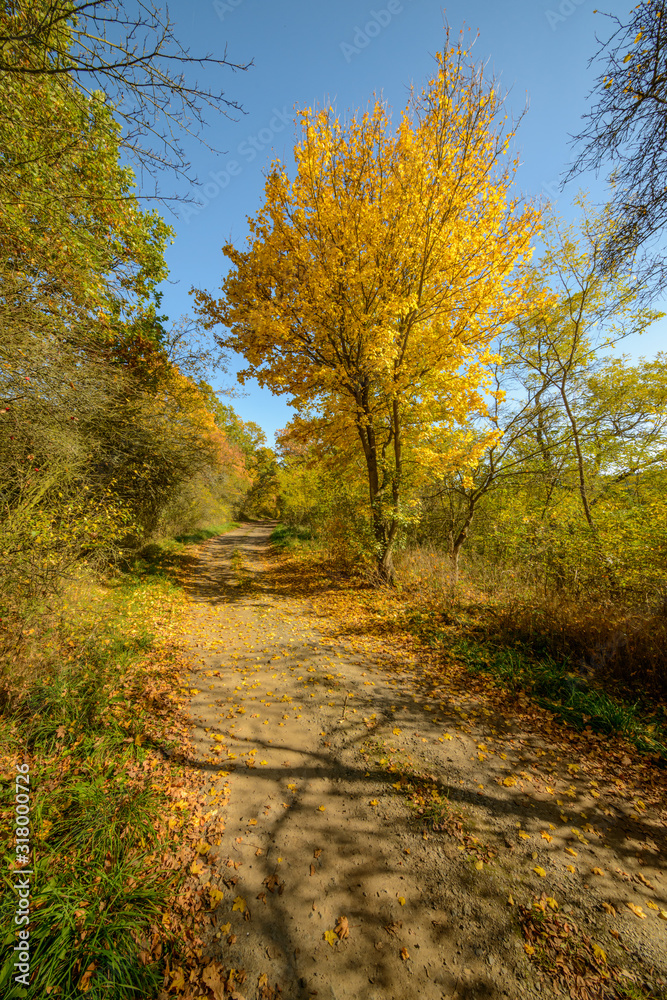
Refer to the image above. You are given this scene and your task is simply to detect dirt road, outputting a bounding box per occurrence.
[179,524,667,1000]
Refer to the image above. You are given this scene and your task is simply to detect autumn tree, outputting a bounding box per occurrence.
[194,32,539,582]
[569,1,667,282]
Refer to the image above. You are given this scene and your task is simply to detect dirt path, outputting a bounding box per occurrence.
[179,524,667,1000]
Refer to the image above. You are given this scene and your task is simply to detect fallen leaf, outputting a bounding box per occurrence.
[310,864,316,877]
[232,896,247,913]
[626,903,646,919]
[592,867,606,877]
[602,902,616,915]
[400,947,409,961]
[565,848,577,857]
[533,867,546,877]
[503,776,517,787]
[566,865,576,873]
[334,915,349,940]
[524,944,535,955]
[540,832,552,843]
[318,805,326,812]
[170,968,186,992]
[209,888,224,907]
[324,929,336,947]
[592,943,607,964]
[398,896,406,906]
[202,960,226,1000]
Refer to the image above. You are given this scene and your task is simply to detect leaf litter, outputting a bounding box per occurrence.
[162,524,667,1000]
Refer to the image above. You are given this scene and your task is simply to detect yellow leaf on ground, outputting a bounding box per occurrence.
[533,867,546,877]
[503,776,517,787]
[209,888,224,907]
[398,896,406,906]
[540,832,552,843]
[400,947,410,961]
[170,968,186,992]
[232,896,247,913]
[565,848,577,857]
[392,728,402,735]
[566,865,576,873]
[602,902,616,915]
[318,805,326,812]
[474,860,484,870]
[626,903,646,919]
[592,943,607,964]
[659,910,667,920]
[647,900,659,911]
[324,929,336,947]
[518,831,530,840]
[524,944,535,955]
[592,867,605,876]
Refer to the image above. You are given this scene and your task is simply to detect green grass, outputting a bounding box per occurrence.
[401,608,667,762]
[174,521,239,546]
[0,523,225,998]
[270,523,315,550]
[451,637,667,759]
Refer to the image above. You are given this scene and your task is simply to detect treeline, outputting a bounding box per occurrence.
[272,203,667,690]
[193,23,667,697]
[0,2,263,655]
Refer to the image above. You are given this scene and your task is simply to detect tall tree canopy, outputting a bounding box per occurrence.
[195,33,540,581]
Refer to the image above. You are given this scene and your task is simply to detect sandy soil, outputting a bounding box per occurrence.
[178,523,667,1000]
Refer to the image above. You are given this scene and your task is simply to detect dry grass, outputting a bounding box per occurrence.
[394,544,667,704]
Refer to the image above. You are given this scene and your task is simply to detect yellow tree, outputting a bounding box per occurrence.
[195,32,540,582]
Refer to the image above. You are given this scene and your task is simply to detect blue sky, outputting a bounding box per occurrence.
[151,0,666,444]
